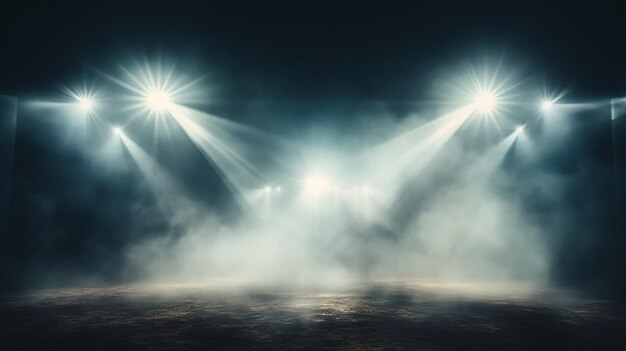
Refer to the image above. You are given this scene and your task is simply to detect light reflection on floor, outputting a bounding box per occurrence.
[1,281,625,350]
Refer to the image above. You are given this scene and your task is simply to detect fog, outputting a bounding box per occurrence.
[1,60,622,298]
[113,90,550,288]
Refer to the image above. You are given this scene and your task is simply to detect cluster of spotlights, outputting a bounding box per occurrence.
[74,90,173,115]
[264,185,282,193]
[71,83,174,116]
[260,182,372,198]
[470,90,559,116]
[70,79,557,122]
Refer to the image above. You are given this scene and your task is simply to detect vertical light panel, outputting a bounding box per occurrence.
[611,98,626,232]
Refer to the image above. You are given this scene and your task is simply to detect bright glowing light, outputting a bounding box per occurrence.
[63,85,97,114]
[515,125,525,135]
[263,185,281,194]
[474,91,497,112]
[102,59,205,118]
[146,89,171,112]
[541,99,554,111]
[78,96,94,111]
[303,173,331,198]
[113,126,124,137]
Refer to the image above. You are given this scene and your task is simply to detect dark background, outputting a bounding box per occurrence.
[1,0,625,295]
[2,1,626,99]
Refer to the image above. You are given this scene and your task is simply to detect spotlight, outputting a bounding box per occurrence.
[113,126,124,136]
[78,96,94,112]
[303,174,330,197]
[275,186,281,192]
[515,125,525,135]
[541,99,554,111]
[106,61,204,118]
[63,86,97,113]
[473,91,497,112]
[146,89,171,112]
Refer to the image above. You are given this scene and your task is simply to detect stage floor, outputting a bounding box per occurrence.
[1,281,625,350]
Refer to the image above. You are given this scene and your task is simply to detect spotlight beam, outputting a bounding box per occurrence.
[167,104,272,210]
[465,129,523,181]
[116,129,183,216]
[357,105,475,206]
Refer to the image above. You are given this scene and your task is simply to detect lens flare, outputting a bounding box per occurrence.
[300,172,334,201]
[146,89,171,112]
[474,91,497,112]
[78,96,95,112]
[112,126,125,137]
[541,99,554,111]
[438,57,520,122]
[100,58,205,118]
[62,85,98,114]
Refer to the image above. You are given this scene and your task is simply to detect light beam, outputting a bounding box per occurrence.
[357,105,475,209]
[165,104,277,211]
[115,128,184,216]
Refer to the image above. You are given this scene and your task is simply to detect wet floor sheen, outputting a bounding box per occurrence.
[1,281,625,350]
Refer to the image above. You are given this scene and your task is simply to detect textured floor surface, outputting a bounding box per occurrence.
[1,281,625,350]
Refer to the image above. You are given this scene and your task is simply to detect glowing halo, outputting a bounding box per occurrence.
[61,85,98,115]
[540,98,559,112]
[298,167,335,202]
[101,58,205,118]
[112,126,124,136]
[435,57,522,127]
[146,88,171,112]
[303,174,330,196]
[473,91,497,112]
[78,96,95,112]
